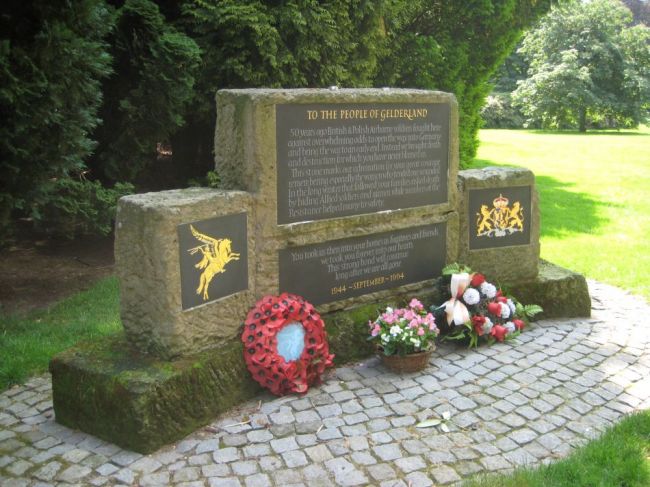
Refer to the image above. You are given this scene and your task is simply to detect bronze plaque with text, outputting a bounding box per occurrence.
[276,103,450,224]
[279,223,446,305]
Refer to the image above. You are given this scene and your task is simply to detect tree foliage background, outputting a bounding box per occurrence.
[0,0,552,242]
[512,0,649,131]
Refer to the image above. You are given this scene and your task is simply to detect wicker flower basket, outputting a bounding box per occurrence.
[379,345,435,374]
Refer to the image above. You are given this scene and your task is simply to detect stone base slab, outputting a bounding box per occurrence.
[49,289,443,453]
[49,261,586,453]
[508,260,591,319]
[49,335,262,454]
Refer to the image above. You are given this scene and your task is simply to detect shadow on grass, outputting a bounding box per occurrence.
[536,175,612,238]
[528,129,650,137]
[468,159,611,238]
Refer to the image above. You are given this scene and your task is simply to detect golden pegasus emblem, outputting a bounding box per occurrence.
[476,194,524,237]
[187,225,240,300]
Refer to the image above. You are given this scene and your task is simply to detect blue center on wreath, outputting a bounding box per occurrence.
[276,322,305,362]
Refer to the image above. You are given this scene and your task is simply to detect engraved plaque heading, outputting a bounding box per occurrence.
[276,103,450,224]
[279,223,446,305]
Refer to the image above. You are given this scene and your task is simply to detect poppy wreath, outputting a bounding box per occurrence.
[242,293,334,396]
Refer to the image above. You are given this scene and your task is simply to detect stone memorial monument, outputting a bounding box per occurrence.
[49,88,590,453]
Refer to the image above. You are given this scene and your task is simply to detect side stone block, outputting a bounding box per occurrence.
[115,188,255,359]
[508,260,591,319]
[457,167,540,282]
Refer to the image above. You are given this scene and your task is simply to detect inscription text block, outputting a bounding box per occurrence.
[276,103,450,224]
[279,223,446,305]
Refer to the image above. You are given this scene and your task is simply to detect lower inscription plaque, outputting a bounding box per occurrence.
[279,223,446,305]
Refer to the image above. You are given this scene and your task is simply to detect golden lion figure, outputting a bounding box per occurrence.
[476,205,493,235]
[188,225,240,300]
[508,201,524,230]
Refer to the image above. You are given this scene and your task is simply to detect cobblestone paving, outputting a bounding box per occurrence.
[2,280,650,486]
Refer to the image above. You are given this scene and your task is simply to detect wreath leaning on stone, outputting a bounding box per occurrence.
[241,293,335,396]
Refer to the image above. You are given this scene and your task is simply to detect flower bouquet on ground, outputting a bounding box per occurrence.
[368,298,439,373]
[368,299,440,373]
[434,263,542,348]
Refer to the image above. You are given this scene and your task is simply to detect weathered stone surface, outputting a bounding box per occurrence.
[115,188,255,359]
[508,260,591,319]
[457,166,540,282]
[49,334,261,453]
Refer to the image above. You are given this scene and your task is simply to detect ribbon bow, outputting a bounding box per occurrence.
[443,273,471,326]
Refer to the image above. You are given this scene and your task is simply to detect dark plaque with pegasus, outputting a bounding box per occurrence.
[178,213,248,310]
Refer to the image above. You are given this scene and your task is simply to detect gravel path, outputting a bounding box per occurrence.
[1,280,649,486]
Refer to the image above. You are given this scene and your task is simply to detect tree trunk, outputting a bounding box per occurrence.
[578,108,587,133]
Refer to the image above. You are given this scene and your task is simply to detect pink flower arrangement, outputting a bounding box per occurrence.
[368,299,439,356]
[435,263,542,348]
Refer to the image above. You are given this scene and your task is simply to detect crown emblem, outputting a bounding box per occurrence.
[476,194,524,238]
[493,194,509,209]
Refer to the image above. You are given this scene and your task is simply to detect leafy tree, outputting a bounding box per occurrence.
[0,0,115,239]
[377,0,552,166]
[622,0,650,25]
[481,92,527,128]
[513,0,650,131]
[89,0,201,183]
[491,47,529,94]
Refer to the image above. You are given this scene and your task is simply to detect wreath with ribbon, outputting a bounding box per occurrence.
[242,293,334,396]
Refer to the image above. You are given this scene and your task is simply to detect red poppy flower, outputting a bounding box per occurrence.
[487,302,502,316]
[470,273,486,287]
[490,324,507,342]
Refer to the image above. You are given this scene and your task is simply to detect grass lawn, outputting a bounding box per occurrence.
[0,277,121,391]
[475,126,650,301]
[463,409,650,487]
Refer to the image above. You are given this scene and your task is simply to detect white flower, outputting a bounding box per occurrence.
[504,321,516,334]
[385,307,394,314]
[410,338,421,347]
[480,282,497,298]
[389,325,402,336]
[381,334,389,344]
[463,288,480,305]
[501,305,511,319]
[482,317,493,334]
[507,299,516,315]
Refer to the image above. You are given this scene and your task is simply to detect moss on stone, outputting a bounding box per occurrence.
[50,334,262,453]
[324,302,386,364]
[507,260,591,319]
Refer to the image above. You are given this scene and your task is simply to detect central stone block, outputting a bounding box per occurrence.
[216,88,460,313]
